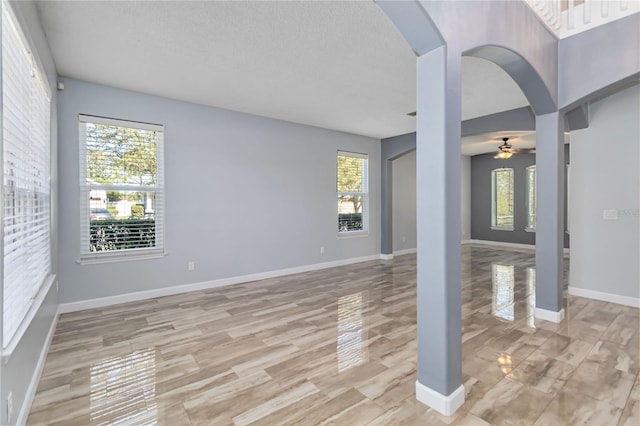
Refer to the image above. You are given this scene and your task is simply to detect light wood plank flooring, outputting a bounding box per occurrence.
[27,245,639,425]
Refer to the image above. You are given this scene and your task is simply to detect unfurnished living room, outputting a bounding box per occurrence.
[0,0,638,425]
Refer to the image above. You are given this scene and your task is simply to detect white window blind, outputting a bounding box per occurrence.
[2,0,52,348]
[526,165,536,230]
[337,151,368,234]
[491,168,514,230]
[79,115,164,261]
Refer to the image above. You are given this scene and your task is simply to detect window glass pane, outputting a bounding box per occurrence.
[527,166,536,229]
[85,123,158,186]
[338,195,363,232]
[337,155,364,192]
[88,191,157,252]
[494,169,514,228]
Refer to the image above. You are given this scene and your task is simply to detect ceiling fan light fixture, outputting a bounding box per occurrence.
[495,137,513,159]
[496,150,513,159]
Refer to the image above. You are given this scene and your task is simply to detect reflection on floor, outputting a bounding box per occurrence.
[27,245,638,425]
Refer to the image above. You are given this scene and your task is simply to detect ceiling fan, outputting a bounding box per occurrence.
[494,137,535,159]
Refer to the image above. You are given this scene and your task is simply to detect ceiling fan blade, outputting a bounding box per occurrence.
[511,148,536,154]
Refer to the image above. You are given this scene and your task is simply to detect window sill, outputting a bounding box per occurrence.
[525,227,536,233]
[337,231,369,239]
[3,274,56,363]
[77,249,167,265]
[490,226,514,231]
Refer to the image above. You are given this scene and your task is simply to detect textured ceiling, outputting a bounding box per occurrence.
[36,1,530,143]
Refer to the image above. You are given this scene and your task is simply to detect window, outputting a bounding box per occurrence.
[566,164,570,234]
[337,151,368,234]
[79,115,164,262]
[526,165,536,230]
[491,168,514,230]
[2,0,52,348]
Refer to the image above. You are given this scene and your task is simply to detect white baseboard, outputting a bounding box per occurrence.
[16,311,59,426]
[469,239,570,254]
[416,381,465,416]
[393,248,417,256]
[535,307,566,323]
[379,253,393,260]
[568,286,640,308]
[469,239,535,251]
[60,254,383,313]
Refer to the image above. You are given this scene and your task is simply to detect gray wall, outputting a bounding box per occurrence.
[559,14,640,110]
[1,2,59,425]
[391,150,416,252]
[57,78,381,303]
[470,146,570,248]
[390,151,470,252]
[570,83,639,299]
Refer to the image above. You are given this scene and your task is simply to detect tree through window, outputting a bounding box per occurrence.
[337,151,368,233]
[491,168,514,230]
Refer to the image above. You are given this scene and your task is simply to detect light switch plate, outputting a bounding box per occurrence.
[603,209,619,220]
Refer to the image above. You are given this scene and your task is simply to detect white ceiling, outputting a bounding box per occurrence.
[36,0,530,147]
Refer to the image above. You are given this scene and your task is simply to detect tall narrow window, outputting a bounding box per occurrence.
[526,165,536,230]
[79,116,164,262]
[337,151,368,234]
[566,164,570,234]
[491,168,514,230]
[2,0,52,348]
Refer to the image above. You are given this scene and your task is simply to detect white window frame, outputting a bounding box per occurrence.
[491,168,514,231]
[337,151,369,237]
[526,165,536,232]
[78,115,165,264]
[2,0,54,352]
[566,164,570,234]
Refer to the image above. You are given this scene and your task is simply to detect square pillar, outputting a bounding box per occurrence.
[534,112,565,322]
[415,46,464,416]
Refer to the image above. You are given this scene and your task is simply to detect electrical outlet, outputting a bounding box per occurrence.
[320,247,325,255]
[7,392,13,423]
[188,261,195,271]
[402,236,406,243]
[603,209,618,220]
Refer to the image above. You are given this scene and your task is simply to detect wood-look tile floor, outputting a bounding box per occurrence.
[28,245,639,425]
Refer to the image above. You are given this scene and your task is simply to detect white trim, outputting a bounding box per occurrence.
[77,250,167,265]
[60,254,382,313]
[393,248,416,256]
[336,231,369,239]
[379,253,394,260]
[415,381,465,416]
[490,226,514,231]
[469,239,535,251]
[15,310,59,426]
[337,150,368,159]
[568,286,640,308]
[535,307,566,323]
[468,239,570,254]
[3,275,56,356]
[78,114,163,132]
